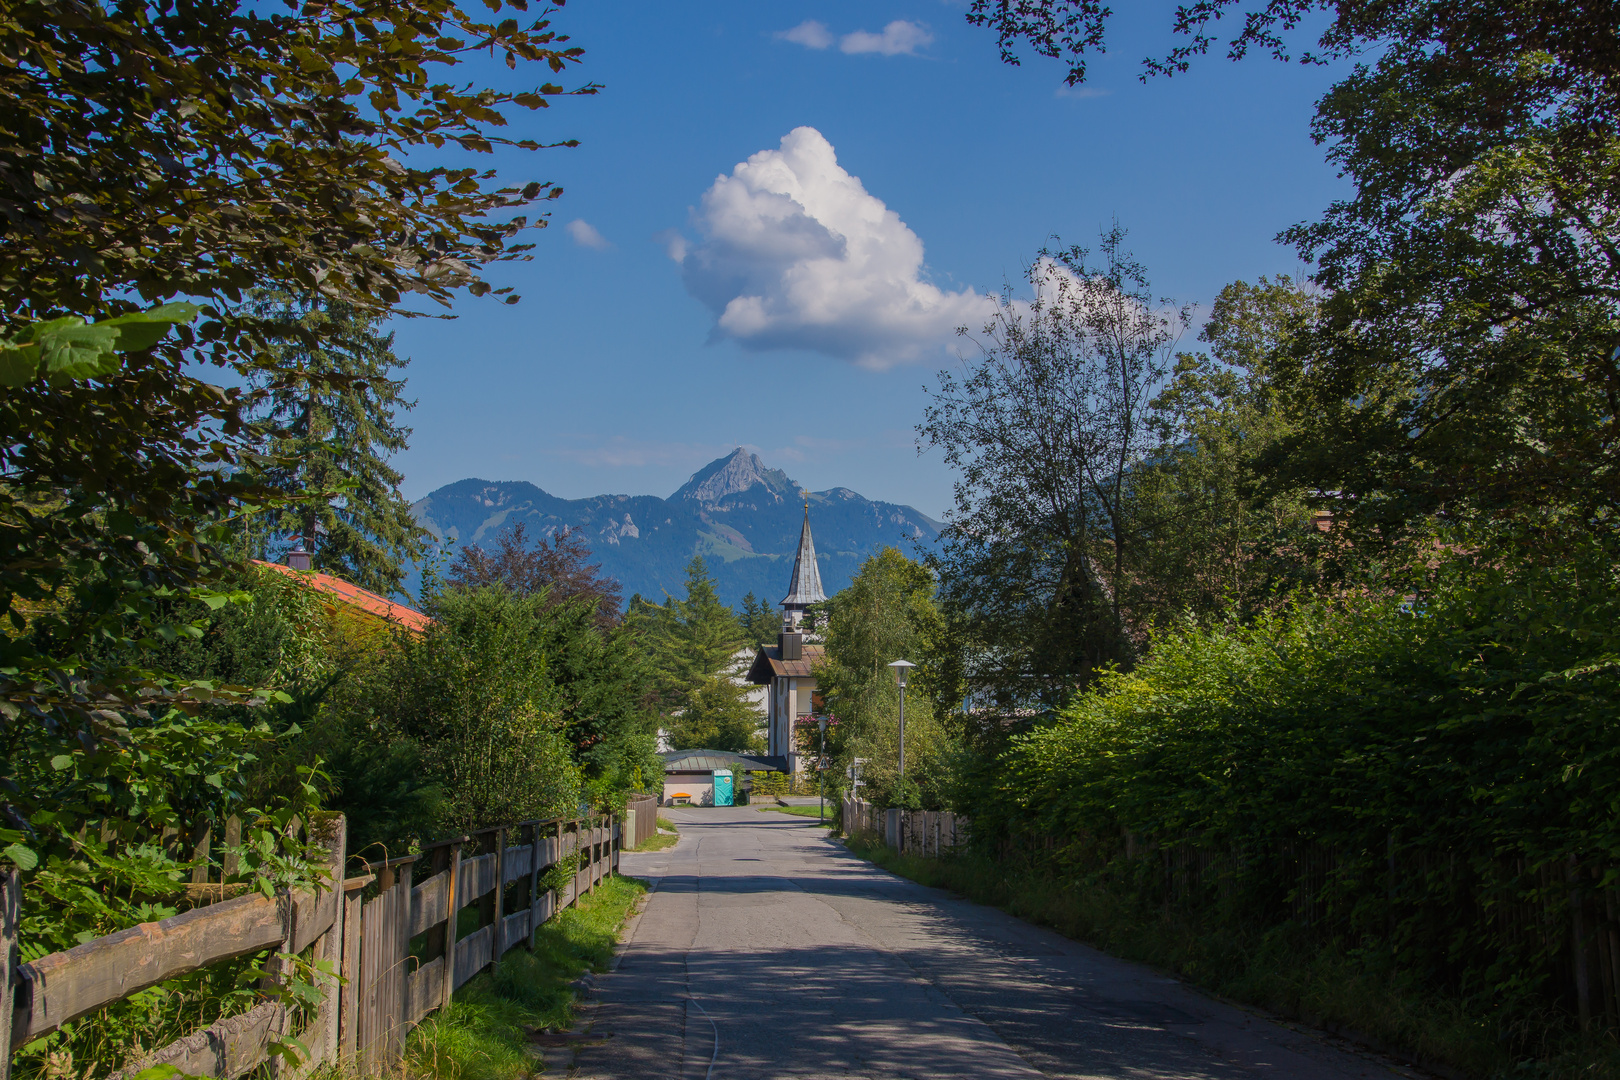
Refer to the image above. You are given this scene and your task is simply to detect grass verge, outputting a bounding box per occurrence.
[758,805,832,823]
[632,832,678,852]
[844,840,1620,1080]
[405,875,645,1080]
[631,817,679,852]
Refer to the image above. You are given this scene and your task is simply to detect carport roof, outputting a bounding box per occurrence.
[662,749,788,773]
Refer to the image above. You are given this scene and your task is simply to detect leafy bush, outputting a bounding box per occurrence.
[366,586,582,833]
[984,528,1620,1050]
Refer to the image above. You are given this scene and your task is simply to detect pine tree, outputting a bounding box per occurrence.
[667,675,763,753]
[630,556,748,718]
[243,290,428,596]
[737,591,780,647]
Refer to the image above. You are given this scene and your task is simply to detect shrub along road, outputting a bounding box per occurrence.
[570,807,1410,1079]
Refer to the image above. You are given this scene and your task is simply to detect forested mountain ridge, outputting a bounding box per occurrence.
[410,449,943,607]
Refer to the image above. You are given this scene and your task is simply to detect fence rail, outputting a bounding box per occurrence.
[7,811,621,1080]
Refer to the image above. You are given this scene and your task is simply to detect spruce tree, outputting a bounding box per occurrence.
[244,291,428,596]
[737,592,781,647]
[631,556,748,719]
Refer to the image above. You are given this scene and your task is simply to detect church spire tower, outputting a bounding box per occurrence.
[780,500,826,630]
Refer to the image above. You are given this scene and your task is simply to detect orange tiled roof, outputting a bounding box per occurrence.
[254,560,432,633]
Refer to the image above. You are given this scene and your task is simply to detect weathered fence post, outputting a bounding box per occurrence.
[527,823,542,949]
[491,827,507,962]
[441,840,462,1012]
[292,815,347,1078]
[339,873,366,1062]
[0,869,17,1080]
[189,821,213,886]
[222,815,242,879]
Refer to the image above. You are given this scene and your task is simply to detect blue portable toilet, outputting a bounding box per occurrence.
[712,769,734,807]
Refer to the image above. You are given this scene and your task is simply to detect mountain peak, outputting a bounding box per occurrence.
[673,448,798,506]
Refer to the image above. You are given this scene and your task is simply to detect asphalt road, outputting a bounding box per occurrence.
[568,806,1412,1080]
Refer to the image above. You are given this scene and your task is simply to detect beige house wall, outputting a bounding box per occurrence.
[664,771,714,806]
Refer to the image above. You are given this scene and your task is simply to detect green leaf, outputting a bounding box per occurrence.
[49,754,72,771]
[102,302,201,352]
[37,321,120,379]
[3,844,38,871]
[0,342,41,386]
[13,315,83,344]
[131,1066,186,1080]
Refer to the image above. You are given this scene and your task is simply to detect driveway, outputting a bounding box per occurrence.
[569,806,1413,1080]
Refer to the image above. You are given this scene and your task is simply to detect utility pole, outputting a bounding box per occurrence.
[888,660,915,781]
[817,717,828,823]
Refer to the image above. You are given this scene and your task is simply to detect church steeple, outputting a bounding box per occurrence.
[780,501,826,627]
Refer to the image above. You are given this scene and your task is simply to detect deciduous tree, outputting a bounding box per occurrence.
[969,0,1620,542]
[1128,276,1324,618]
[817,548,950,809]
[920,228,1187,716]
[449,522,623,625]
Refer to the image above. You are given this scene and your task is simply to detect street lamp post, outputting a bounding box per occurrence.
[817,716,828,823]
[887,660,916,780]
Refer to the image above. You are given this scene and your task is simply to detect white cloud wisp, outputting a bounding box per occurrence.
[566,219,611,250]
[776,19,834,49]
[673,126,990,370]
[776,18,934,57]
[840,20,933,56]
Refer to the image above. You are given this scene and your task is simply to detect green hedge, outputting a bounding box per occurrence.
[982,533,1620,1045]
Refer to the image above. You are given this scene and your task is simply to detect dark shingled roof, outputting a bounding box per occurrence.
[746,642,825,684]
[780,505,827,607]
[661,750,788,773]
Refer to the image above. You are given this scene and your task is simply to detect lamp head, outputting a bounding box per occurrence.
[887,659,916,688]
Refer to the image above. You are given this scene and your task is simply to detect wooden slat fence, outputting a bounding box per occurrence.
[7,811,622,1080]
[841,798,969,856]
[624,794,659,850]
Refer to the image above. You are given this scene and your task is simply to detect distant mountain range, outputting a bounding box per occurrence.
[409,449,944,609]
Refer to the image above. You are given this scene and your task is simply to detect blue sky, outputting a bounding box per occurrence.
[388,1,1353,518]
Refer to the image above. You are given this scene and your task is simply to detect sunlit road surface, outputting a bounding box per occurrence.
[569,806,1413,1080]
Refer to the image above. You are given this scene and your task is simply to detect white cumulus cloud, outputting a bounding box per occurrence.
[776,19,834,49]
[671,126,991,370]
[565,219,610,250]
[776,18,934,57]
[840,20,933,56]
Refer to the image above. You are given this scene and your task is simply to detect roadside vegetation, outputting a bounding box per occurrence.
[407,876,645,1080]
[632,818,679,853]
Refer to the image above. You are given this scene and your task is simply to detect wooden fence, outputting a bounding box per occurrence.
[623,794,659,851]
[842,798,969,857]
[4,811,620,1080]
